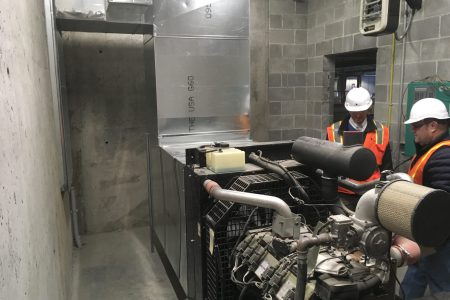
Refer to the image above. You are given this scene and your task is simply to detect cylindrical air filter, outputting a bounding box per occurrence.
[291,136,377,180]
[377,180,450,247]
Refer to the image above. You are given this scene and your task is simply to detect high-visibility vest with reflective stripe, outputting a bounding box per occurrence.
[408,140,450,185]
[327,120,390,194]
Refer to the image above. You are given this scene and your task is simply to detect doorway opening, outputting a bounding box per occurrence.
[329,49,377,122]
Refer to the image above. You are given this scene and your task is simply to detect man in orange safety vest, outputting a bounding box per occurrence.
[402,97,450,299]
[326,87,392,201]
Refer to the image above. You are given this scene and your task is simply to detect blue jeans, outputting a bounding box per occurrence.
[402,241,450,299]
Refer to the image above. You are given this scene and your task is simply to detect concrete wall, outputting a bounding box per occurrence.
[250,0,270,141]
[0,2,72,300]
[63,32,150,234]
[263,0,450,165]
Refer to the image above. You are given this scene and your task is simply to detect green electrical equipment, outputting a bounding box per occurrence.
[404,81,450,156]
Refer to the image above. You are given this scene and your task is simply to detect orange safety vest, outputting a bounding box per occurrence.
[327,120,390,194]
[408,140,450,185]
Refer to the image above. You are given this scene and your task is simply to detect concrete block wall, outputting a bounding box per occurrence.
[63,32,150,233]
[0,2,72,300]
[263,0,450,161]
[267,0,309,140]
[305,0,372,139]
[375,0,450,163]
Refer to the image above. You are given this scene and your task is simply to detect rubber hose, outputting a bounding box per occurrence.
[356,274,382,292]
[249,152,310,201]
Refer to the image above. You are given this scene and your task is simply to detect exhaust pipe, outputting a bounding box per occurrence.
[203,179,292,218]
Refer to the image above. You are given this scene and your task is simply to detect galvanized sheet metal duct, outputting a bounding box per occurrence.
[106,0,153,23]
[55,0,106,18]
[55,0,153,24]
[153,0,250,144]
[153,0,248,37]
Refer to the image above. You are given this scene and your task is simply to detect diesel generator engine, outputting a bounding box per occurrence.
[229,176,450,300]
[201,137,450,300]
[232,210,391,300]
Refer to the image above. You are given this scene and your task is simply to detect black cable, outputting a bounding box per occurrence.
[294,198,322,222]
[309,205,322,224]
[406,0,421,10]
[303,203,344,207]
[393,156,412,171]
[393,270,405,300]
[400,83,408,122]
[395,8,415,41]
[238,285,249,300]
[230,207,258,266]
[303,202,349,216]
[317,220,332,234]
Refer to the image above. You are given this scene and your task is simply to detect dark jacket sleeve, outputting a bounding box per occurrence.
[423,146,450,193]
[380,143,393,171]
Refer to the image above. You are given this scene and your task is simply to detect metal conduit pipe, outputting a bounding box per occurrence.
[293,233,332,253]
[395,1,410,167]
[295,251,308,300]
[203,179,292,218]
[70,186,82,248]
[293,233,331,300]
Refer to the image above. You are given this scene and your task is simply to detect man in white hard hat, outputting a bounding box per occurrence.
[402,97,450,299]
[326,87,392,199]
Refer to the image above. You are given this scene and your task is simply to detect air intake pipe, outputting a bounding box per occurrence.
[203,179,292,218]
[291,136,377,181]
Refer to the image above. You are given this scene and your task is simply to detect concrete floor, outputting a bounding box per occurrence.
[71,227,177,300]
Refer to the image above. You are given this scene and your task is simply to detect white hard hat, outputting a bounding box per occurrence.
[345,87,373,112]
[404,98,450,124]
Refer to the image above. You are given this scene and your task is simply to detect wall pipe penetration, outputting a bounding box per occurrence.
[203,179,292,218]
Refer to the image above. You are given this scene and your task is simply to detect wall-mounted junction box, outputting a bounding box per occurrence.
[360,0,400,36]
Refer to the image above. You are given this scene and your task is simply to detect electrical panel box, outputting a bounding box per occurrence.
[404,81,450,156]
[360,0,400,36]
